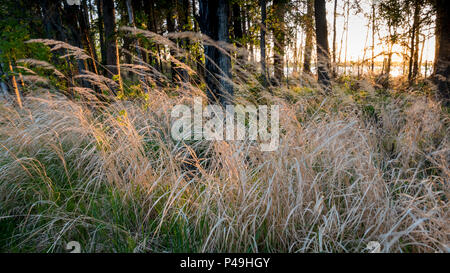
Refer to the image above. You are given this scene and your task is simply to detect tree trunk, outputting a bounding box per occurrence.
[125,0,144,62]
[260,0,267,86]
[80,0,99,75]
[314,0,331,92]
[176,0,191,82]
[338,2,345,69]
[143,0,163,72]
[413,23,420,80]
[125,0,149,92]
[40,0,76,93]
[232,3,243,45]
[96,0,107,69]
[361,20,370,77]
[371,2,375,72]
[0,61,8,96]
[0,50,10,96]
[199,0,233,106]
[344,0,349,74]
[272,0,287,84]
[298,30,304,71]
[118,4,133,76]
[384,24,393,85]
[102,0,123,93]
[303,0,314,74]
[245,7,254,64]
[434,0,450,105]
[64,3,90,88]
[40,0,65,42]
[418,33,426,77]
[192,0,205,81]
[0,80,8,96]
[241,6,248,61]
[408,0,420,84]
[166,4,178,82]
[332,0,337,77]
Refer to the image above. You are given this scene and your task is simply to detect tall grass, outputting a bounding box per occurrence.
[0,34,448,253]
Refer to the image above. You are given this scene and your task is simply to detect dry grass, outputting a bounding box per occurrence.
[0,36,448,253]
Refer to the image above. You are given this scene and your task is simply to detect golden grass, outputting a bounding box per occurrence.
[0,35,448,253]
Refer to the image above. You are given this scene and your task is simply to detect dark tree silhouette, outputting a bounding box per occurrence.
[303,0,314,74]
[434,0,450,105]
[102,0,120,78]
[314,0,331,92]
[199,0,233,106]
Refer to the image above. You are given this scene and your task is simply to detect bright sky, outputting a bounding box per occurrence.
[326,0,435,63]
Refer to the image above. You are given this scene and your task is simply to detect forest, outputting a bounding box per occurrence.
[0,0,448,253]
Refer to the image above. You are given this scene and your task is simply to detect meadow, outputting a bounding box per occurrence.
[0,40,448,252]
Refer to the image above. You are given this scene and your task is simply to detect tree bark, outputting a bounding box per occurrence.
[102,0,123,93]
[80,0,99,75]
[418,33,426,77]
[166,4,178,82]
[314,0,331,92]
[413,23,420,80]
[434,0,450,105]
[0,49,10,96]
[125,0,144,62]
[344,0,349,74]
[408,0,420,84]
[176,0,191,82]
[96,0,107,69]
[63,2,90,88]
[143,0,163,72]
[303,0,314,74]
[260,0,267,86]
[40,0,77,93]
[232,3,243,45]
[332,0,337,77]
[0,61,8,96]
[199,0,233,106]
[40,0,62,41]
[125,0,149,92]
[272,0,287,84]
